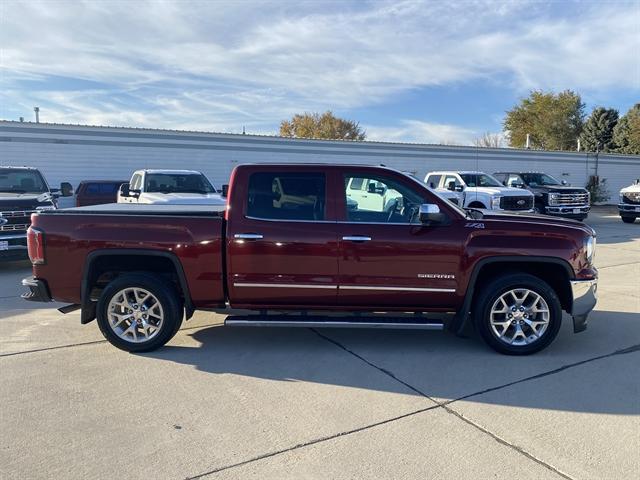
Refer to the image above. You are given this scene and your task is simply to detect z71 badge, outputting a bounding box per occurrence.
[465,222,485,229]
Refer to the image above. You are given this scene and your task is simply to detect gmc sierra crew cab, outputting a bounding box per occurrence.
[22,164,598,355]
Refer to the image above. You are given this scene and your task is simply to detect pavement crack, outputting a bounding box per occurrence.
[311,328,437,400]
[447,343,640,405]
[185,404,441,479]
[441,408,575,480]
[597,261,640,270]
[306,330,639,480]
[0,322,223,358]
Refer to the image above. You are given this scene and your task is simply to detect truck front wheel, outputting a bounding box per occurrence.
[475,274,562,355]
[96,273,183,352]
[621,216,637,224]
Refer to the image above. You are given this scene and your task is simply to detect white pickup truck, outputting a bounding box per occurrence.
[424,171,534,212]
[118,169,226,205]
[619,179,640,224]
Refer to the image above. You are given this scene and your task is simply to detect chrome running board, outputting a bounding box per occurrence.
[224,315,444,330]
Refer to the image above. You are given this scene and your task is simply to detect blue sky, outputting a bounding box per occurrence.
[1,0,638,145]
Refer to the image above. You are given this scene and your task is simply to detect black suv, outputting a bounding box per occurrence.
[0,166,72,261]
[494,172,590,221]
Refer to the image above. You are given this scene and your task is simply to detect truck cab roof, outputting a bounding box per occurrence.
[0,165,41,171]
[135,169,204,175]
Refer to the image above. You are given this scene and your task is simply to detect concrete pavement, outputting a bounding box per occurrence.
[1,208,638,479]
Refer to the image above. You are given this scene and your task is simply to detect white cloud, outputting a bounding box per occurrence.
[365,120,479,145]
[1,0,638,137]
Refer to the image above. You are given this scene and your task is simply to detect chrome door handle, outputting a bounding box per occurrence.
[342,235,372,242]
[234,233,263,240]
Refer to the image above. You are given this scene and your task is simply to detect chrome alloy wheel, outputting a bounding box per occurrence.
[107,287,164,343]
[489,288,550,346]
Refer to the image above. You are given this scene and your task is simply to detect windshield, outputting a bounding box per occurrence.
[460,173,502,188]
[144,173,217,194]
[520,173,561,186]
[0,168,48,194]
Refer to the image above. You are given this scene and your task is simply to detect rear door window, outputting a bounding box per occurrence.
[426,174,442,189]
[443,175,460,189]
[247,172,326,221]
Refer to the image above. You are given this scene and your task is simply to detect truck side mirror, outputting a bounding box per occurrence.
[221,184,229,198]
[419,204,445,225]
[60,182,73,197]
[120,183,131,197]
[454,185,464,192]
[447,181,456,191]
[561,180,568,186]
[368,182,377,194]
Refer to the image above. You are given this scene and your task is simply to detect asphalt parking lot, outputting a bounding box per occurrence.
[1,207,638,480]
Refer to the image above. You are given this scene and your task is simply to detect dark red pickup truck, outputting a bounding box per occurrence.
[22,164,598,355]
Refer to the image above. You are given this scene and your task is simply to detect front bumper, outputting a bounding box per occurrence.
[546,205,590,217]
[570,278,598,333]
[618,203,640,216]
[21,277,52,302]
[0,233,28,261]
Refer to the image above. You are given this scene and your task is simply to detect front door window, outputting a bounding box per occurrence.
[344,174,425,224]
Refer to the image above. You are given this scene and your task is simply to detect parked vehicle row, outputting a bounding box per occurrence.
[425,171,535,212]
[4,163,637,263]
[23,163,599,355]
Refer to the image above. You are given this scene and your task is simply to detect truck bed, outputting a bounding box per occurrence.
[50,203,226,216]
[30,204,226,309]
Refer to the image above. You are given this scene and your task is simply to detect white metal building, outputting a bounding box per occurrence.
[1,121,638,203]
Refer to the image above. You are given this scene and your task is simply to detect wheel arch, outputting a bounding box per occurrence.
[81,249,194,324]
[467,200,487,209]
[452,256,574,335]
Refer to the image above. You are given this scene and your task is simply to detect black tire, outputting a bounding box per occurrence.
[96,273,183,352]
[621,216,637,224]
[468,202,486,209]
[474,273,562,355]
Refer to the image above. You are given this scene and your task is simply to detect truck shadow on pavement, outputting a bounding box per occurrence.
[143,309,640,415]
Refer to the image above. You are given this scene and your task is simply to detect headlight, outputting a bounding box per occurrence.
[549,193,559,205]
[585,236,596,264]
[491,196,502,209]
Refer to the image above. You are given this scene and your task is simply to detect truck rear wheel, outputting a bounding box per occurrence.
[621,216,636,224]
[96,273,183,352]
[475,273,562,355]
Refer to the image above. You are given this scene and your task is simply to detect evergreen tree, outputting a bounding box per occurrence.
[613,103,640,154]
[580,107,619,152]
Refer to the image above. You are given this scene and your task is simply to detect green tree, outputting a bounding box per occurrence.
[580,107,619,152]
[280,111,366,141]
[503,90,585,150]
[613,103,640,154]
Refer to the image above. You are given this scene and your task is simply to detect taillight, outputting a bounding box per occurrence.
[27,227,45,265]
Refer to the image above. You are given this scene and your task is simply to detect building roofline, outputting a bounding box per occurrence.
[3,119,638,158]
